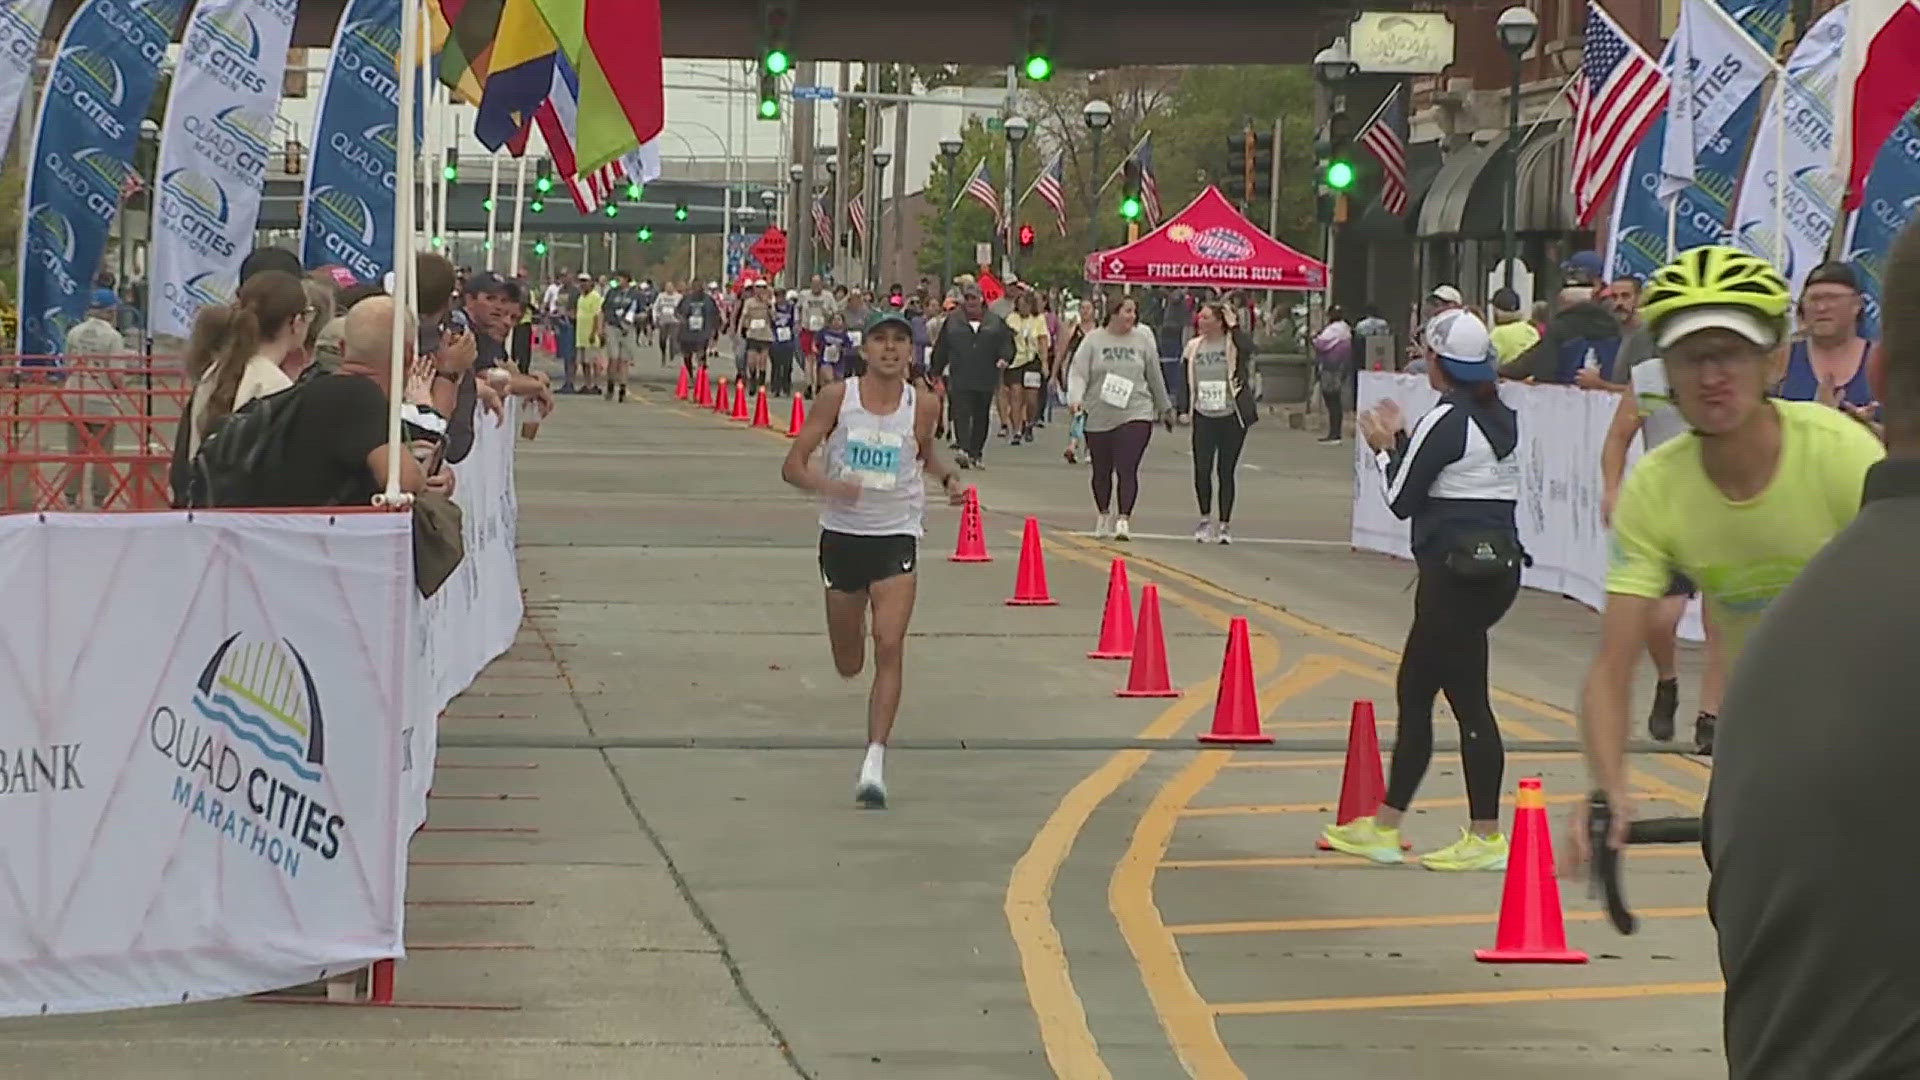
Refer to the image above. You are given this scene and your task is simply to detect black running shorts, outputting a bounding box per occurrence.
[818,531,918,593]
[1665,572,1697,598]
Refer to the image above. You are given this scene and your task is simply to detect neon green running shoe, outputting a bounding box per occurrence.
[1321,816,1405,865]
[1419,829,1509,872]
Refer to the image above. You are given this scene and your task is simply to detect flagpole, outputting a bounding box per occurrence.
[435,85,451,250]
[486,152,500,269]
[509,153,527,278]
[1666,197,1678,260]
[384,0,420,506]
[1773,71,1787,267]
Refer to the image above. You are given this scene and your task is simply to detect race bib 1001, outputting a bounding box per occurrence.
[1099,372,1136,408]
[1195,379,1229,413]
[842,428,904,490]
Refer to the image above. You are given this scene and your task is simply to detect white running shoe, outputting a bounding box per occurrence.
[1193,519,1215,543]
[855,778,887,809]
[1216,524,1232,545]
[1114,517,1132,542]
[1094,513,1114,539]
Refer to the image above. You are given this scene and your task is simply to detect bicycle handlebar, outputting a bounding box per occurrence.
[1588,791,1704,935]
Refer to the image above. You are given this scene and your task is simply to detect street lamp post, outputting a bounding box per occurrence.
[939,138,963,294]
[1312,40,1357,331]
[824,157,839,280]
[1497,6,1540,295]
[789,162,807,279]
[1004,115,1031,277]
[870,149,892,288]
[1081,100,1112,261]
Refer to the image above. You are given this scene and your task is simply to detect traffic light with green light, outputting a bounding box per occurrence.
[1020,1,1055,81]
[758,72,780,120]
[1119,158,1144,221]
[625,181,642,200]
[482,197,494,212]
[533,240,548,256]
[1324,158,1355,191]
[604,203,619,217]
[442,148,457,183]
[674,203,689,221]
[760,2,793,81]
[637,227,653,242]
[529,197,544,213]
[534,158,553,195]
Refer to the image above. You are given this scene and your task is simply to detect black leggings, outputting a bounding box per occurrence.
[1086,419,1152,515]
[1385,561,1521,822]
[1191,414,1247,521]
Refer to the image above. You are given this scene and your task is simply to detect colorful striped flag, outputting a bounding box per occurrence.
[530,0,664,174]
[474,0,556,150]
[1571,0,1670,226]
[1026,153,1068,236]
[434,0,500,107]
[1356,84,1410,216]
[955,158,1001,223]
[535,52,656,212]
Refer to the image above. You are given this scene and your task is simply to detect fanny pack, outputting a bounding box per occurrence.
[1443,529,1527,579]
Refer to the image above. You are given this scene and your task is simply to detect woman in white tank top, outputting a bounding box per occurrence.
[781,311,966,810]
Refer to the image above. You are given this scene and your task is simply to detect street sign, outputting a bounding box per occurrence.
[750,227,789,278]
[790,85,835,102]
[974,243,992,266]
[985,117,1003,131]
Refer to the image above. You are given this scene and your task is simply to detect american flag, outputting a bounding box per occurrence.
[849,191,868,245]
[1571,1,1669,226]
[119,172,144,202]
[534,53,658,214]
[812,193,833,248]
[1025,153,1068,236]
[1356,85,1410,216]
[955,158,1002,223]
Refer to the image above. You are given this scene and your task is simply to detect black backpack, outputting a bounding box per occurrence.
[174,381,314,509]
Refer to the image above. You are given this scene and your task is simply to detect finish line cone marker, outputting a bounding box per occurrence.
[1199,617,1270,742]
[731,380,750,420]
[1475,777,1589,964]
[694,366,710,405]
[1116,584,1179,698]
[785,394,807,438]
[1005,517,1057,605]
[752,388,772,428]
[674,366,689,400]
[713,379,730,414]
[1316,700,1408,850]
[1087,559,1134,658]
[950,486,991,562]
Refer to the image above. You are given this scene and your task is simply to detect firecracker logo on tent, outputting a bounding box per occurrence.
[1189,227,1254,263]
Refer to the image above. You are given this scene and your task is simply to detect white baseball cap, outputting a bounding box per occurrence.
[1653,306,1782,349]
[1428,284,1464,306]
[1425,309,1496,383]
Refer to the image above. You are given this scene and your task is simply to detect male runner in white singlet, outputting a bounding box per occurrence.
[782,310,965,807]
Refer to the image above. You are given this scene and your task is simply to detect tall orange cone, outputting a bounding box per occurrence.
[950,486,991,562]
[752,388,772,427]
[1005,517,1057,605]
[785,394,807,438]
[1316,701,1408,850]
[1117,584,1179,698]
[731,380,750,420]
[1199,617,1271,742]
[1475,777,1589,964]
[1087,559,1135,658]
[709,378,724,411]
[694,366,710,405]
[674,366,689,400]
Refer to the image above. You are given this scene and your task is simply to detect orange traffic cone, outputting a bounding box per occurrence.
[950,486,991,562]
[1117,584,1179,698]
[785,394,807,438]
[731,380,750,420]
[1199,617,1270,742]
[1475,777,1589,964]
[1006,517,1056,605]
[1316,701,1408,850]
[752,388,772,428]
[1087,559,1134,658]
[694,366,710,405]
[674,366,689,400]
[713,379,730,413]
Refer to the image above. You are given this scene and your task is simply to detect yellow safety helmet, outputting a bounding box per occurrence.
[1638,246,1791,349]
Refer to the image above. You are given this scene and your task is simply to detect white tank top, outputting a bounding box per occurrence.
[819,377,924,537]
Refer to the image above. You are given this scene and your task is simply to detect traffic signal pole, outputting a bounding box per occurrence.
[486,153,500,270]
[509,154,527,278]
[1268,117,1283,237]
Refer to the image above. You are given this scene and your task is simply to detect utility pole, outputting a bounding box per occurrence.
[795,59,817,282]
[832,61,851,282]
[890,63,910,289]
[1268,117,1283,237]
[863,61,881,287]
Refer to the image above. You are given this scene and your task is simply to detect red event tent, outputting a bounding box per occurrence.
[1083,186,1328,291]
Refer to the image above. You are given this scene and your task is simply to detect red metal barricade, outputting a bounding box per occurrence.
[0,356,194,512]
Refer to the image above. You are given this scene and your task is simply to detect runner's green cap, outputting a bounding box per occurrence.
[865,309,913,334]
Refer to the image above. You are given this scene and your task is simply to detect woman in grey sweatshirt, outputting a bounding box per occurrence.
[1067,295,1173,540]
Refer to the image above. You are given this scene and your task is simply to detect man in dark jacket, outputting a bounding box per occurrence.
[1500,250,1621,384]
[928,284,1015,469]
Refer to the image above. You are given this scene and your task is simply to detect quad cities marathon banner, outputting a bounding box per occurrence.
[148,0,299,344]
[0,399,522,1015]
[1844,108,1920,340]
[16,0,192,357]
[0,1,53,167]
[1606,0,1788,284]
[1731,5,1846,297]
[302,0,419,286]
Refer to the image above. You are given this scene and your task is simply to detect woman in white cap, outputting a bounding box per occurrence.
[1323,309,1523,873]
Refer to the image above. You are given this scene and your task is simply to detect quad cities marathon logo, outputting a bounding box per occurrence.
[149,632,345,879]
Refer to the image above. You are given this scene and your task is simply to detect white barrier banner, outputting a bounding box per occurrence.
[404,398,524,834]
[1353,373,1701,637]
[148,0,299,342]
[0,511,412,1016]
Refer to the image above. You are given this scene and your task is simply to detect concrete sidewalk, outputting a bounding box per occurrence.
[1,369,1721,1079]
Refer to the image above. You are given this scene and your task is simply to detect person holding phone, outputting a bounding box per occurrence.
[1066,295,1173,541]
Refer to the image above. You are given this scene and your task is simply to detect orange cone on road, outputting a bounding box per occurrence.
[752,388,772,428]
[1005,517,1057,605]
[674,366,689,400]
[711,378,728,412]
[1087,559,1135,659]
[1116,585,1179,698]
[1317,701,1406,850]
[1475,777,1589,964]
[949,486,991,562]
[1199,617,1270,743]
[785,394,807,438]
[694,366,710,405]
[731,380,750,420]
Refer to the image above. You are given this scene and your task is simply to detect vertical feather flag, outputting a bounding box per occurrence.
[436,0,501,106]
[473,0,555,149]
[529,0,664,173]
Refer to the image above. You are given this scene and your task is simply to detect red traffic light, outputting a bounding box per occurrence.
[1017,223,1036,248]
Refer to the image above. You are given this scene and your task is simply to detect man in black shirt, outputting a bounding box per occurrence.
[1704,218,1917,1078]
[927,284,1015,469]
[270,297,426,506]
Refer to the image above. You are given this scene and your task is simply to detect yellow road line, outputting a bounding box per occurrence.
[1171,906,1708,936]
[1220,749,1583,770]
[1213,981,1723,1016]
[1179,789,1664,817]
[1161,845,1703,871]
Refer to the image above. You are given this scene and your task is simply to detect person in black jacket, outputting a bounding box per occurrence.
[1499,250,1621,384]
[1324,309,1524,873]
[928,284,1015,468]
